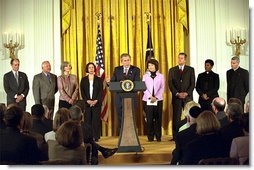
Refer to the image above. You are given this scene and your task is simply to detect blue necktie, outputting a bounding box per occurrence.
[47,74,51,82]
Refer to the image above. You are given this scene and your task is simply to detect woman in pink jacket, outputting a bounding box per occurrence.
[142,59,164,142]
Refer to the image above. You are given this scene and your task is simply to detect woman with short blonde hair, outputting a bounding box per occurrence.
[58,61,79,109]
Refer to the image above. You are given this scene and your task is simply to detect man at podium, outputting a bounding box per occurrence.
[106,53,140,132]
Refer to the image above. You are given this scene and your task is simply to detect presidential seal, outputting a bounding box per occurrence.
[121,79,134,92]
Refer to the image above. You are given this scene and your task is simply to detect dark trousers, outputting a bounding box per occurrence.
[143,100,163,141]
[85,106,101,140]
[172,98,185,139]
[198,97,213,111]
[115,94,123,132]
[59,100,72,109]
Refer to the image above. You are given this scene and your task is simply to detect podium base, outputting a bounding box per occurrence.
[117,146,142,152]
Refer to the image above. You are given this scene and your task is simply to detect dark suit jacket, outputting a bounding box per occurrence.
[168,65,195,102]
[171,124,199,165]
[182,132,228,165]
[110,65,140,114]
[0,127,41,164]
[31,119,52,136]
[110,65,140,82]
[32,72,57,110]
[226,67,249,104]
[80,75,103,107]
[196,71,219,100]
[221,120,244,156]
[3,71,29,110]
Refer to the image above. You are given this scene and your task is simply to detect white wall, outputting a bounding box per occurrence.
[0,0,61,113]
[188,0,249,105]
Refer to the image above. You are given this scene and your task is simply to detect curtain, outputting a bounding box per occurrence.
[61,0,188,136]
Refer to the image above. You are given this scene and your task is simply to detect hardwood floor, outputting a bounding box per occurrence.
[97,135,175,165]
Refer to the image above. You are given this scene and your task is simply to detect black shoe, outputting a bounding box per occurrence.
[101,148,118,158]
[157,139,161,142]
[148,139,154,142]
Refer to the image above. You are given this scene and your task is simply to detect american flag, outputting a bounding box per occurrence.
[145,24,154,63]
[95,25,108,123]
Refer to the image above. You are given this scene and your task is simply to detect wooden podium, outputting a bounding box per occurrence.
[109,81,146,152]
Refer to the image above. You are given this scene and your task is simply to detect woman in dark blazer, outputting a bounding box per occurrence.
[80,62,103,141]
[181,111,228,165]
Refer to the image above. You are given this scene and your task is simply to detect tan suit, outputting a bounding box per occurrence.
[230,136,249,165]
[33,72,57,117]
[57,74,79,102]
[48,140,87,164]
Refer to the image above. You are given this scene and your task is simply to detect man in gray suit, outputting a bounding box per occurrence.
[3,58,29,111]
[33,61,57,119]
[168,52,195,140]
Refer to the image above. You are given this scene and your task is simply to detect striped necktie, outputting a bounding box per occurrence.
[15,71,19,85]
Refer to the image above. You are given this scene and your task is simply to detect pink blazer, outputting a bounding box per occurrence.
[142,72,164,101]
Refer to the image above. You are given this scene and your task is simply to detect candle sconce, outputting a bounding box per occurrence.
[226,29,247,56]
[2,33,24,59]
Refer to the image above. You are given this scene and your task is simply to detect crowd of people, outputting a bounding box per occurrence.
[0,52,249,165]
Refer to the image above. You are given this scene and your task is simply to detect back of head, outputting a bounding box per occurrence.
[196,111,221,135]
[31,104,45,118]
[228,98,242,106]
[53,108,70,131]
[69,106,82,121]
[56,120,83,149]
[0,103,7,120]
[22,112,33,131]
[189,106,202,119]
[183,101,200,117]
[212,97,226,112]
[226,103,243,121]
[4,106,23,128]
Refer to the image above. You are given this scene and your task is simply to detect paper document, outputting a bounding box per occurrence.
[147,99,158,106]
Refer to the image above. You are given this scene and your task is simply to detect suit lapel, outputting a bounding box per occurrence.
[42,73,51,85]
[10,71,19,88]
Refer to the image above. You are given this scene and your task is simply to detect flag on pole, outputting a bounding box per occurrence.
[95,25,108,123]
[145,24,154,63]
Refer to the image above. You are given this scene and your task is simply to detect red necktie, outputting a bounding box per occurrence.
[179,66,183,75]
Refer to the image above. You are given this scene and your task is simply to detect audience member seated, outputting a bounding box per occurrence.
[181,111,228,165]
[21,111,48,161]
[179,101,200,132]
[230,113,249,165]
[0,103,7,130]
[221,103,244,156]
[228,97,242,106]
[44,108,70,142]
[48,120,87,164]
[177,101,200,132]
[211,97,230,128]
[0,106,41,164]
[42,105,53,130]
[69,105,118,165]
[31,104,52,136]
[170,106,202,165]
